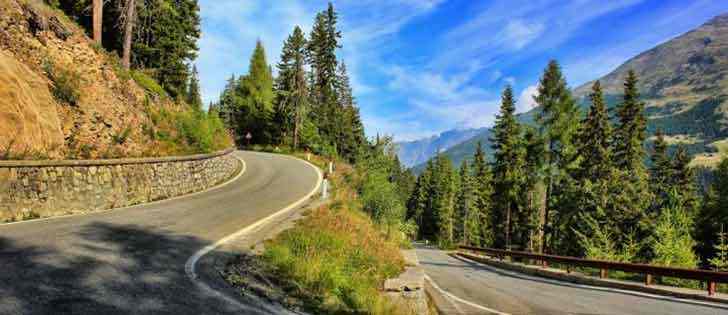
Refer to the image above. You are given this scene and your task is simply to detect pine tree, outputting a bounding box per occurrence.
[696,157,728,264]
[650,129,672,201]
[307,2,341,146]
[217,74,239,132]
[671,145,698,212]
[433,153,456,246]
[237,40,274,144]
[523,127,547,252]
[709,225,728,271]
[186,65,203,110]
[614,70,647,170]
[275,26,309,149]
[335,62,365,161]
[472,142,494,246]
[133,0,201,97]
[534,60,581,253]
[610,70,652,254]
[407,165,431,239]
[455,160,478,245]
[651,190,699,287]
[577,81,612,181]
[491,85,526,249]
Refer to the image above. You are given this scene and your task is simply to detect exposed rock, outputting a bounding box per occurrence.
[0,49,64,156]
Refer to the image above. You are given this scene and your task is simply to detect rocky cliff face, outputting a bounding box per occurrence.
[0,49,64,155]
[0,0,178,159]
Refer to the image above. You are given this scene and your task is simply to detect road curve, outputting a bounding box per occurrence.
[417,246,728,315]
[0,151,321,315]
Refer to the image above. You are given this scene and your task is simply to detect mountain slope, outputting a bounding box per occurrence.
[0,0,231,159]
[396,127,487,167]
[418,13,728,171]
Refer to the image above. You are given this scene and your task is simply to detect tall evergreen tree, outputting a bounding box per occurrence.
[472,142,494,246]
[671,145,698,212]
[696,157,728,265]
[186,65,203,110]
[134,0,201,97]
[237,41,274,144]
[217,74,239,132]
[650,129,672,201]
[571,80,620,256]
[335,62,365,161]
[523,127,547,252]
[433,153,456,246]
[491,86,526,249]
[407,165,431,239]
[611,70,652,254]
[614,70,648,170]
[275,26,309,148]
[577,81,612,181]
[307,2,341,146]
[455,160,479,245]
[534,60,581,253]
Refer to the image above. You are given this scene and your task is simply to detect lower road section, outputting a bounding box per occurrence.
[0,151,321,314]
[417,246,727,315]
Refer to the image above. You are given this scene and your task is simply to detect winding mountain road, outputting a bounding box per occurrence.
[0,151,321,314]
[417,246,728,315]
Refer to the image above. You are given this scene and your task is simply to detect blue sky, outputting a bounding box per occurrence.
[196,0,727,141]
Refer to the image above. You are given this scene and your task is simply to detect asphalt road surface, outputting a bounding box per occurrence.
[0,151,320,315]
[417,246,728,315]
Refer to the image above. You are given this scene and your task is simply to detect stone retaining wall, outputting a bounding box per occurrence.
[0,149,240,222]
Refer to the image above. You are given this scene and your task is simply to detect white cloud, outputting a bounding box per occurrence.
[503,20,545,50]
[516,85,539,113]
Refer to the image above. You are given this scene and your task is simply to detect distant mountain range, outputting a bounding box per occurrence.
[396,128,488,167]
[405,12,728,172]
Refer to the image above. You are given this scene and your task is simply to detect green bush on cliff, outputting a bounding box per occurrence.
[43,60,81,106]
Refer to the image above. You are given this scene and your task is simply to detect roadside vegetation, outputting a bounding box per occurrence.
[226,138,416,314]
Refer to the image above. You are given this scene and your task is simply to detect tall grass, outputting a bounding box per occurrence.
[261,163,408,314]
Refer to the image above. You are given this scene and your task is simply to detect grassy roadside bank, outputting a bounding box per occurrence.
[224,150,414,314]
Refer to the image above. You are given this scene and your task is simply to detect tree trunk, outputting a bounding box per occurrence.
[541,178,552,254]
[505,201,511,250]
[293,101,300,149]
[92,0,102,44]
[121,0,135,70]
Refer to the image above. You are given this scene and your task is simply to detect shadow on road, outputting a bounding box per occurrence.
[0,222,236,314]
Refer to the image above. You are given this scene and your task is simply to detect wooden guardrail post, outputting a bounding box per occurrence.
[708,281,716,296]
[645,274,652,286]
[599,268,608,279]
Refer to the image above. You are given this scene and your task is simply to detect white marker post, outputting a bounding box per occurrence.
[321,177,329,200]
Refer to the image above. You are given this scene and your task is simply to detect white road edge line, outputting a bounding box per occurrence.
[1,152,248,226]
[184,153,323,310]
[424,274,511,315]
[456,253,728,311]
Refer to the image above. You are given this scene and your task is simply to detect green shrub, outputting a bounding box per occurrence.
[131,70,167,97]
[112,127,132,145]
[261,165,406,314]
[43,60,81,106]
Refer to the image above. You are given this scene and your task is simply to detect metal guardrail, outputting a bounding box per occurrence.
[459,245,728,296]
